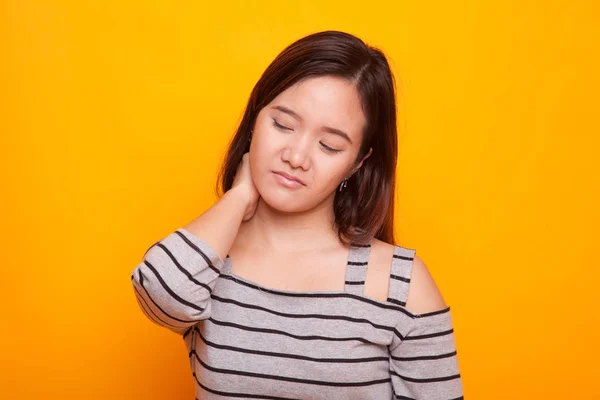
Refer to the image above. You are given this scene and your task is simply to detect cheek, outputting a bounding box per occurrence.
[248,145,265,180]
[248,140,278,191]
[310,163,348,193]
[253,120,283,153]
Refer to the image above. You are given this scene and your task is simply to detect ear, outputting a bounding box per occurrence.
[353,147,373,173]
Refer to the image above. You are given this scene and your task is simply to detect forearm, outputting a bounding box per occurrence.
[181,186,248,261]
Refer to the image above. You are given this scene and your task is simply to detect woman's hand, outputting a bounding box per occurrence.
[231,152,260,221]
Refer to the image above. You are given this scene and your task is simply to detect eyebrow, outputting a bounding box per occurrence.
[272,105,353,145]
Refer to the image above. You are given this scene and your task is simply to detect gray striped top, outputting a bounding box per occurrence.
[131,227,464,399]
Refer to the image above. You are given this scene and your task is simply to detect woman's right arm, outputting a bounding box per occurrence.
[131,153,259,335]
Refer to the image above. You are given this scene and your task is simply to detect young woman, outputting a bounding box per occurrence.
[131,30,464,399]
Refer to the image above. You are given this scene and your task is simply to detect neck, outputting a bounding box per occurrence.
[238,195,341,254]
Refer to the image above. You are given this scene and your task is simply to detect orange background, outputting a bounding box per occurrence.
[2,1,598,398]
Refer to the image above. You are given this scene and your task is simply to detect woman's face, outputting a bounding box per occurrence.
[249,75,371,213]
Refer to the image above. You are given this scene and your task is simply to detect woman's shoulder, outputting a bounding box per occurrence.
[367,238,448,314]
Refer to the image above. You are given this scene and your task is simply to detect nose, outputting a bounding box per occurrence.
[282,134,311,170]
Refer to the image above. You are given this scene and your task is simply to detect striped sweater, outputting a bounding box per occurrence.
[131,227,464,399]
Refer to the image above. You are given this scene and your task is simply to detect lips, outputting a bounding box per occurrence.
[273,171,305,186]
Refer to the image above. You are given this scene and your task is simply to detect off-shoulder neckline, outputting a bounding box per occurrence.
[221,256,450,319]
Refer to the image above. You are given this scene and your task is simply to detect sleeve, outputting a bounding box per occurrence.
[130,227,225,335]
[388,307,464,399]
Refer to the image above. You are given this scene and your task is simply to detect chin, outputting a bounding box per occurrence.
[257,185,313,213]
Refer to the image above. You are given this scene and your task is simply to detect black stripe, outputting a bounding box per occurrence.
[192,351,392,387]
[193,373,301,399]
[155,242,214,294]
[344,280,365,285]
[395,395,416,400]
[207,317,375,344]
[390,369,461,383]
[218,273,425,319]
[132,281,164,326]
[391,350,457,361]
[194,326,388,364]
[174,229,221,275]
[403,328,454,341]
[183,326,193,339]
[219,271,452,320]
[413,306,451,318]
[351,243,371,248]
[390,274,410,283]
[132,277,184,330]
[143,260,206,313]
[211,294,399,336]
[143,240,161,258]
[136,264,200,325]
[347,261,368,266]
[393,254,414,261]
[387,297,407,307]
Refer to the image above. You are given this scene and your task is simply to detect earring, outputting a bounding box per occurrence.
[339,177,348,192]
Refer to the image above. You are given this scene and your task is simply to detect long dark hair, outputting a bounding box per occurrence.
[216,30,400,247]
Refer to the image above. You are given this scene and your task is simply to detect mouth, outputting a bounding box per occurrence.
[273,171,305,188]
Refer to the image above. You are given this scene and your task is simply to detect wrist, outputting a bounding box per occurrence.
[226,186,251,211]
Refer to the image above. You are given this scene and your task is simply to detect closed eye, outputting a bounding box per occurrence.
[272,118,342,154]
[272,119,291,131]
[320,143,342,154]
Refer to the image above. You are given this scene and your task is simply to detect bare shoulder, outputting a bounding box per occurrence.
[362,238,397,302]
[363,238,448,313]
[405,253,448,314]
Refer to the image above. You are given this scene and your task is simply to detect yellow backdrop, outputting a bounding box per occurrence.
[2,0,598,398]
